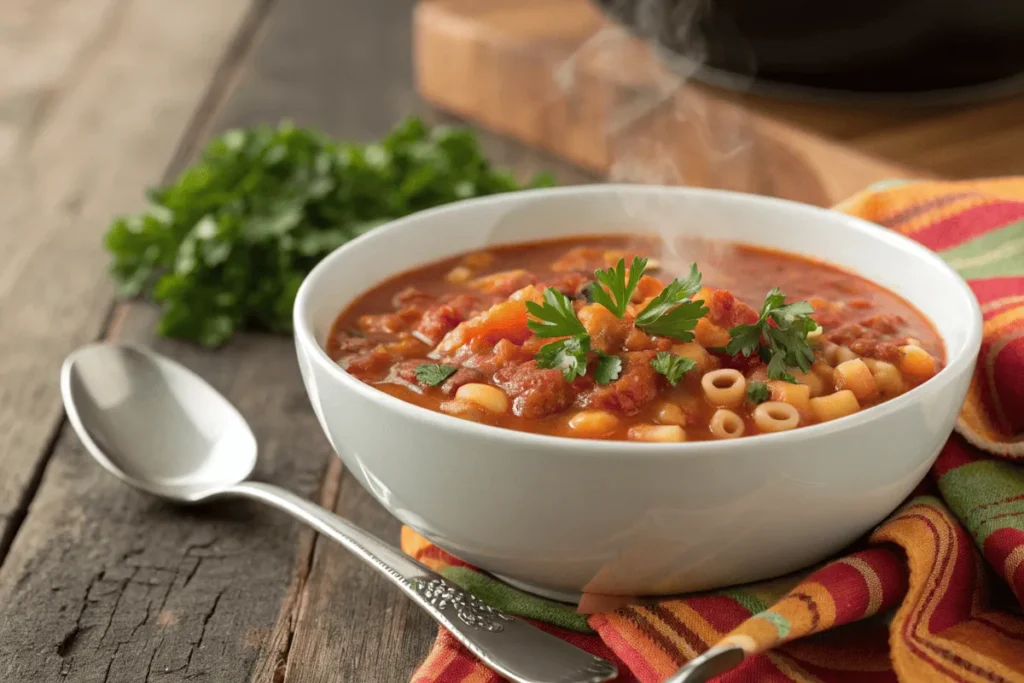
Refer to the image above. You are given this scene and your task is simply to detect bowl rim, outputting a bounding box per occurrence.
[294,184,982,457]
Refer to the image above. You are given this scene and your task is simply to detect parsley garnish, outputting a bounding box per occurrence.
[104,117,555,347]
[726,288,817,382]
[414,363,458,386]
[527,287,595,381]
[536,336,590,381]
[526,288,588,338]
[591,257,647,318]
[594,353,623,385]
[634,263,709,341]
[525,287,626,384]
[650,351,697,386]
[746,381,771,404]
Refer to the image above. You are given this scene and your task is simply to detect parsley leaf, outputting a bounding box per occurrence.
[594,353,622,385]
[636,299,709,341]
[725,287,817,382]
[526,288,594,381]
[104,117,555,347]
[746,381,771,404]
[591,257,647,318]
[650,351,697,386]
[414,363,458,386]
[536,336,590,381]
[636,263,703,322]
[635,264,709,341]
[526,288,588,338]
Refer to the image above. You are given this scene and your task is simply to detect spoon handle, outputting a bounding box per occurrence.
[226,481,617,683]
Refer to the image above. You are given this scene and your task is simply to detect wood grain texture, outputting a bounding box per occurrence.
[282,471,439,683]
[214,1,596,680]
[0,0,253,561]
[0,309,333,682]
[414,0,1024,202]
[0,0,325,680]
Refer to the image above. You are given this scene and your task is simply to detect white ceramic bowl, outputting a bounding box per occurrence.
[294,185,981,600]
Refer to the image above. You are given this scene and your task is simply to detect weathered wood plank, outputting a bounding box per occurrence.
[210,0,597,679]
[281,471,439,683]
[0,0,335,680]
[0,0,253,559]
[0,307,334,682]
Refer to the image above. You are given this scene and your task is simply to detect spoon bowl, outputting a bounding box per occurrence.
[61,343,256,502]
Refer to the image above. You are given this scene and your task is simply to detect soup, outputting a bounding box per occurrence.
[326,236,944,442]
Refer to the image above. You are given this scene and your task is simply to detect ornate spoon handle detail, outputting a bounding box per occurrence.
[226,482,618,683]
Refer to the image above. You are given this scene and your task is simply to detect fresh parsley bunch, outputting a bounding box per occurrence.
[104,117,555,346]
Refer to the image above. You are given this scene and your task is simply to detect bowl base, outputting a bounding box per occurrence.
[492,573,582,605]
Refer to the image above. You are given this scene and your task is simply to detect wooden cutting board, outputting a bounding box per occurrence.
[414,0,1024,206]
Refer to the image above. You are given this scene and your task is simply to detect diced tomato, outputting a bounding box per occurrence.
[581,351,659,415]
[495,361,574,418]
[812,310,842,328]
[415,296,476,345]
[850,340,903,362]
[380,359,426,391]
[340,346,393,378]
[825,314,909,362]
[462,339,531,377]
[706,289,759,329]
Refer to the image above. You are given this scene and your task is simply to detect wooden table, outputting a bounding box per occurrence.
[0,0,591,681]
[0,1,1010,682]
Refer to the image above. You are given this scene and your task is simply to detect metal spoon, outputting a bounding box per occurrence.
[61,342,617,683]
[663,645,746,682]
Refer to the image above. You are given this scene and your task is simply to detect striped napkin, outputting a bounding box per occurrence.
[403,178,1024,682]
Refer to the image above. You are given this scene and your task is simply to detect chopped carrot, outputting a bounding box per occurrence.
[435,291,538,354]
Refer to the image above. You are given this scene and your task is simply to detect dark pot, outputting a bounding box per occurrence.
[593,0,1024,102]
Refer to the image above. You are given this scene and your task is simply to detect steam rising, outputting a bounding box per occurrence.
[549,0,759,286]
